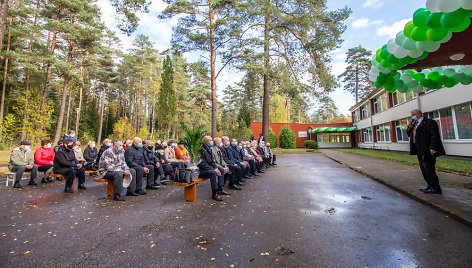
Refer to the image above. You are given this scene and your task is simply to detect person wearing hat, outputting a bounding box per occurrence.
[8,141,38,188]
[99,140,138,201]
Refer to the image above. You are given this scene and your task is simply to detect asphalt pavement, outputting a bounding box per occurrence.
[0,153,471,267]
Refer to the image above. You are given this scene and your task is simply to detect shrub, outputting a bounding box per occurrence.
[181,125,206,164]
[279,126,296,149]
[269,128,278,148]
[304,140,318,149]
[0,143,5,151]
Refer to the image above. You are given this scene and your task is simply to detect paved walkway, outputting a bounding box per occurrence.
[320,149,472,226]
[1,154,471,267]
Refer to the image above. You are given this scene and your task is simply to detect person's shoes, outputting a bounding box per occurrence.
[64,187,73,193]
[423,188,442,194]
[419,186,430,192]
[114,195,125,201]
[56,177,63,181]
[126,190,139,196]
[212,194,223,201]
[161,181,168,185]
[47,178,54,183]
[161,178,170,183]
[236,181,245,186]
[240,178,246,182]
[146,185,159,190]
[252,173,259,177]
[28,180,37,186]
[13,182,22,188]
[216,189,231,195]
[258,170,264,173]
[42,178,50,184]
[136,189,147,195]
[229,184,242,190]
[272,163,277,166]
[78,184,86,189]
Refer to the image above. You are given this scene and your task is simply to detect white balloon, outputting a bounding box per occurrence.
[461,0,472,10]
[393,46,409,58]
[432,67,444,74]
[443,68,456,77]
[387,39,397,54]
[412,84,424,93]
[460,65,472,74]
[395,32,406,46]
[438,0,461,13]
[416,40,441,53]
[401,73,413,82]
[408,49,423,58]
[426,0,441,12]
[402,38,417,51]
[421,69,432,75]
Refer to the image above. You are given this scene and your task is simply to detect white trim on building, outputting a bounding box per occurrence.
[349,84,472,157]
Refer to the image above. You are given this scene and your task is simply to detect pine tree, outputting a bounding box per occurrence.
[157,55,176,138]
[338,46,374,103]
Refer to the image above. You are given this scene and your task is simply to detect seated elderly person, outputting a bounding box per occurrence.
[154,145,174,182]
[97,139,111,165]
[123,140,133,151]
[83,141,98,170]
[34,139,55,184]
[9,141,38,188]
[249,141,264,173]
[198,136,230,201]
[124,137,156,192]
[257,141,269,169]
[99,140,138,201]
[266,142,276,166]
[142,140,162,188]
[212,138,241,190]
[221,136,245,186]
[175,141,190,164]
[239,141,259,176]
[54,139,86,193]
[229,138,251,179]
[73,141,86,165]
[164,140,185,169]
[53,140,63,153]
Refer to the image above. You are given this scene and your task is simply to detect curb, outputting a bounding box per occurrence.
[321,152,472,227]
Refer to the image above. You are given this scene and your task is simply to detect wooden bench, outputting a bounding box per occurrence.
[51,170,99,189]
[92,177,114,196]
[174,177,209,202]
[5,172,15,186]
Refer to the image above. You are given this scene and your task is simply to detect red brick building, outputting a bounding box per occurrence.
[250,122,356,148]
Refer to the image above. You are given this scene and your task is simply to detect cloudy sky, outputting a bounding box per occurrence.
[97,0,426,115]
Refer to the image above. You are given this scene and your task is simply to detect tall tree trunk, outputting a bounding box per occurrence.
[75,58,84,136]
[0,0,10,53]
[261,4,271,139]
[0,9,12,136]
[64,87,72,133]
[54,78,69,143]
[209,2,217,137]
[97,88,105,145]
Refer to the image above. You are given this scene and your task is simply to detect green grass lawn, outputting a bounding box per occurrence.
[334,148,472,176]
[273,148,318,156]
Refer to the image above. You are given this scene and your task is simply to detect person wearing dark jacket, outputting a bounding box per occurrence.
[407,109,446,194]
[229,138,251,179]
[62,130,77,143]
[83,141,98,170]
[154,145,174,182]
[143,140,162,187]
[53,140,63,154]
[96,139,111,166]
[53,139,86,193]
[198,136,229,201]
[125,137,157,192]
[221,136,244,186]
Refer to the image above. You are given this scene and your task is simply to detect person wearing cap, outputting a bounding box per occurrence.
[99,140,138,201]
[34,139,55,183]
[8,141,38,188]
[53,139,86,193]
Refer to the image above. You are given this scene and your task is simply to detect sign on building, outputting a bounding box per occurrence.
[298,131,307,138]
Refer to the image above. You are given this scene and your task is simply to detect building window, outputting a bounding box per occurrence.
[454,103,472,139]
[353,111,359,123]
[405,91,416,102]
[318,133,351,143]
[363,128,372,143]
[439,107,456,139]
[373,97,380,114]
[395,119,410,141]
[376,124,391,142]
[380,93,388,111]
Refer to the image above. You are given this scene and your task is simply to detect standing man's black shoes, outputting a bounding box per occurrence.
[64,187,73,193]
[423,188,442,194]
[126,190,139,196]
[114,195,125,201]
[28,180,37,186]
[229,184,242,190]
[78,184,86,189]
[13,182,22,188]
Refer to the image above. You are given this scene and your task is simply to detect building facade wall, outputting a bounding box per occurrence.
[350,84,472,157]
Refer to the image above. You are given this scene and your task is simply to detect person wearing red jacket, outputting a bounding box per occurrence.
[34,139,55,183]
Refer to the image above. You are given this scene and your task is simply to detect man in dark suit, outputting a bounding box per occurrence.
[198,136,229,201]
[257,133,266,146]
[407,109,445,194]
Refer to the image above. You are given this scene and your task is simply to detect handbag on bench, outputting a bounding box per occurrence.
[176,168,192,184]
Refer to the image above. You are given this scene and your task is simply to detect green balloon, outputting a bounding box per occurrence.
[374,81,382,88]
[403,21,415,38]
[413,72,426,82]
[398,85,409,93]
[380,48,389,59]
[393,62,405,69]
[378,74,387,83]
[440,9,466,29]
[387,54,399,64]
[410,27,428,41]
[418,51,428,60]
[381,59,391,68]
[449,17,471,32]
[376,54,382,63]
[426,12,443,28]
[427,71,440,80]
[384,83,395,92]
[444,78,457,88]
[395,79,405,88]
[413,10,431,28]
[437,75,448,85]
[404,69,416,75]
[426,27,448,41]
[421,79,431,88]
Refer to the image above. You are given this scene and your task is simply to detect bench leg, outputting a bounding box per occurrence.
[106,181,115,196]
[6,175,12,187]
[184,184,197,202]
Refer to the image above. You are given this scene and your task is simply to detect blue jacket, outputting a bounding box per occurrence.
[62,134,76,143]
[229,145,243,162]
[222,146,236,165]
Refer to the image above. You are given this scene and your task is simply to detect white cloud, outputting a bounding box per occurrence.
[377,19,410,38]
[363,0,384,9]
[352,18,370,29]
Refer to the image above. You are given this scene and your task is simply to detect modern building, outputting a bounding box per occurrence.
[250,122,355,148]
[350,84,472,157]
